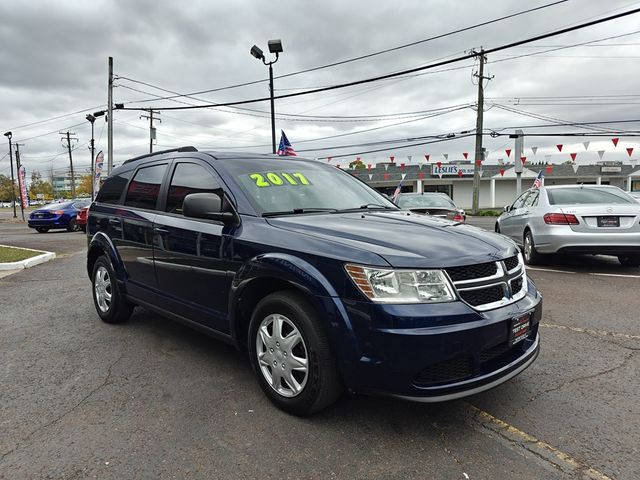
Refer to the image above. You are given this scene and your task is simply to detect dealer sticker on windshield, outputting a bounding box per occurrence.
[248,172,311,187]
[509,312,531,346]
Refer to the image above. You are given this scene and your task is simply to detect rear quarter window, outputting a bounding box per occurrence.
[96,170,133,205]
[547,188,635,205]
[124,164,168,210]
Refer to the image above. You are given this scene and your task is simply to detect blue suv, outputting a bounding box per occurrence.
[87,147,541,415]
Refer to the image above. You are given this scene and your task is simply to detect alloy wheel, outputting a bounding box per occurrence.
[256,314,309,398]
[94,266,112,313]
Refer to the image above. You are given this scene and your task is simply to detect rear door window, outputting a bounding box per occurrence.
[165,163,223,215]
[124,164,167,210]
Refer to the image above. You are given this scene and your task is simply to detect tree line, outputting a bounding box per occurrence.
[0,170,93,202]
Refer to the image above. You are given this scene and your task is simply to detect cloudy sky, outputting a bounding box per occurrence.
[1,0,639,180]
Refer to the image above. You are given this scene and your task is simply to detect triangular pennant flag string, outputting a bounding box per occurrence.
[367,164,372,170]
[424,154,430,162]
[418,172,426,179]
[436,161,442,168]
[627,147,634,157]
[368,174,373,181]
[572,164,579,174]
[463,152,469,159]
[457,170,463,178]
[505,149,511,158]
[401,173,407,180]
[389,156,395,163]
[327,157,332,162]
[583,141,590,151]
[384,164,389,171]
[556,144,563,152]
[521,156,527,165]
[570,153,577,162]
[443,154,449,160]
[407,155,412,163]
[597,150,605,159]
[612,138,619,147]
[499,168,505,177]
[531,146,538,155]
[400,163,405,172]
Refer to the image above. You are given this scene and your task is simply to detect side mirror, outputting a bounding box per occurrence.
[503,205,511,212]
[183,193,237,226]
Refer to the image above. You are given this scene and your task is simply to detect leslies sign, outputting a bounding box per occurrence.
[431,164,475,176]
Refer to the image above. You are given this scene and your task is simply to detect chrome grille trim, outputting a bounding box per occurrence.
[449,254,527,311]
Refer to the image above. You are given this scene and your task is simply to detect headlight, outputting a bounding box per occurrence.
[345,264,456,303]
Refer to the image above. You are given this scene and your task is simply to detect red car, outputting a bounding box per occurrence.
[76,206,89,232]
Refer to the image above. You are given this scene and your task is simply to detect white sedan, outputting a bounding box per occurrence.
[496,185,640,267]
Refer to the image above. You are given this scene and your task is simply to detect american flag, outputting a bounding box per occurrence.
[533,170,544,189]
[277,130,297,156]
[392,177,404,202]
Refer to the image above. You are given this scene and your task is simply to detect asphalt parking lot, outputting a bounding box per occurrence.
[1,211,638,479]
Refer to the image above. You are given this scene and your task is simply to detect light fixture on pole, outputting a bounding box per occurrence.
[250,39,283,154]
[86,111,105,200]
[3,131,17,218]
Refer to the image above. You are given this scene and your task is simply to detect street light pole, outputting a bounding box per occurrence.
[251,39,283,154]
[268,61,276,154]
[4,131,17,218]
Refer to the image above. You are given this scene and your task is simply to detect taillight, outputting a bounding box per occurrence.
[543,213,579,225]
[453,213,465,222]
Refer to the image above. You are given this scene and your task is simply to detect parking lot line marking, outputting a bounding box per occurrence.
[589,272,640,279]
[540,323,640,341]
[526,267,575,274]
[466,404,613,480]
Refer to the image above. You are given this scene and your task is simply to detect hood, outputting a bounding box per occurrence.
[267,211,517,268]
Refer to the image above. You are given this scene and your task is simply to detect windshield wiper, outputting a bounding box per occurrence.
[334,203,397,213]
[262,208,338,217]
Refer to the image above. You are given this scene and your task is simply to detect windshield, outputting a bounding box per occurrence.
[397,194,456,209]
[221,158,396,215]
[547,187,636,205]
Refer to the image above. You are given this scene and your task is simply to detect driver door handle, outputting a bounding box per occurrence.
[154,227,169,234]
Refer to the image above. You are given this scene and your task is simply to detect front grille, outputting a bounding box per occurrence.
[504,255,519,271]
[458,284,505,306]
[413,355,473,385]
[445,261,497,282]
[511,277,523,294]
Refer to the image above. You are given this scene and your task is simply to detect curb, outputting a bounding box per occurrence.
[0,249,56,271]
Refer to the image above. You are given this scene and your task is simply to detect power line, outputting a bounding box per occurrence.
[116,7,640,113]
[118,0,568,106]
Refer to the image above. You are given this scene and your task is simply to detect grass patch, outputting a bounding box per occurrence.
[0,245,41,263]
[475,209,502,217]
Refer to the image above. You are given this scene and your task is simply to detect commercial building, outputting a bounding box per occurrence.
[355,161,640,209]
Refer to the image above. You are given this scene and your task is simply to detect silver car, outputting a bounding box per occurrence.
[496,185,640,267]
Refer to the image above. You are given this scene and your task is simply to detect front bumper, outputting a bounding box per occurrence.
[332,283,542,401]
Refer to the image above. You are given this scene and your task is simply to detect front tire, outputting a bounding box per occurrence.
[91,255,133,324]
[495,222,500,233]
[523,230,543,265]
[618,255,640,267]
[248,290,343,416]
[35,227,49,233]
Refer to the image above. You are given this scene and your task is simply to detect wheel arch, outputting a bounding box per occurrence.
[229,254,358,361]
[87,231,126,283]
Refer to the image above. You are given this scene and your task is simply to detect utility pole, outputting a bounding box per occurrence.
[471,48,493,214]
[513,129,524,195]
[140,110,161,153]
[15,143,25,220]
[3,132,16,218]
[60,131,78,198]
[107,56,114,174]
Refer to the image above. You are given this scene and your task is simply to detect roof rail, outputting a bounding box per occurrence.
[123,146,198,165]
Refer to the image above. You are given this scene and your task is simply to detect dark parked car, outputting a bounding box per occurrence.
[28,199,91,233]
[395,192,466,222]
[87,147,541,415]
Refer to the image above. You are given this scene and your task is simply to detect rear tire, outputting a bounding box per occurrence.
[495,223,500,233]
[35,227,49,233]
[523,230,543,265]
[67,218,78,232]
[91,255,133,324]
[248,290,343,416]
[618,255,640,267]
